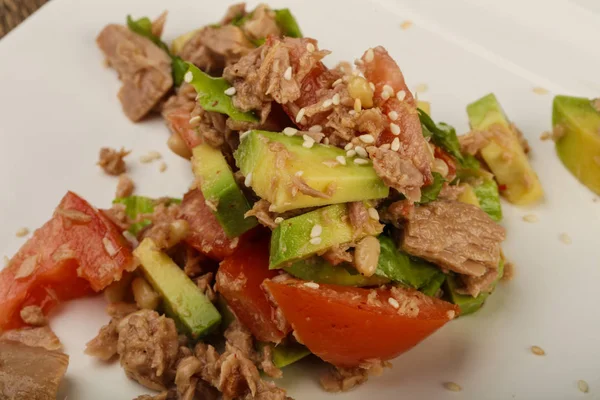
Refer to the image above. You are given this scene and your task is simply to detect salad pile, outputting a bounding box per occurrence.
[8,3,600,400]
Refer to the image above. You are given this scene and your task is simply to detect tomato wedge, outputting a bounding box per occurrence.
[263,278,458,367]
[180,189,241,260]
[164,108,202,149]
[0,191,136,331]
[216,236,290,343]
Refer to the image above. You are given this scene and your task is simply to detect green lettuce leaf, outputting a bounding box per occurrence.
[419,172,445,204]
[274,9,303,38]
[473,179,503,221]
[113,196,181,235]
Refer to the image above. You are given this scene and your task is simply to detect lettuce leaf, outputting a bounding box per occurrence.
[473,179,503,221]
[418,172,445,204]
[274,9,302,38]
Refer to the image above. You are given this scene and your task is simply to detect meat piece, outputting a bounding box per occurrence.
[162,83,197,117]
[86,302,139,361]
[241,4,280,41]
[134,390,177,400]
[224,320,256,361]
[19,305,47,326]
[348,201,380,237]
[0,341,69,400]
[196,272,217,303]
[437,182,466,201]
[322,244,353,266]
[320,359,390,393]
[97,24,173,122]
[151,11,168,38]
[259,345,283,379]
[220,3,247,25]
[189,104,231,148]
[382,199,414,225]
[0,326,61,351]
[401,200,506,277]
[245,199,278,229]
[98,147,130,176]
[458,267,499,297]
[139,203,188,249]
[116,310,179,391]
[368,147,425,202]
[116,174,135,198]
[183,247,205,278]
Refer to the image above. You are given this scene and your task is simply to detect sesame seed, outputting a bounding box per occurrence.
[380,143,391,150]
[388,297,400,308]
[400,20,413,30]
[283,127,298,136]
[344,143,354,151]
[240,130,251,140]
[332,93,341,105]
[388,111,398,121]
[284,66,293,81]
[383,84,394,95]
[274,217,284,224]
[323,99,333,108]
[355,146,368,158]
[309,125,323,133]
[532,86,549,95]
[559,233,572,244]
[295,170,304,177]
[304,282,320,289]
[15,227,29,237]
[443,382,462,392]
[354,158,369,165]
[102,237,118,257]
[123,231,139,247]
[368,207,379,220]
[268,204,277,212]
[159,162,167,173]
[522,214,539,223]
[303,134,315,143]
[348,110,356,116]
[540,131,552,141]
[306,43,315,52]
[390,123,401,135]
[396,90,406,101]
[346,150,356,157]
[365,48,374,62]
[369,82,375,91]
[244,172,253,187]
[391,137,401,151]
[310,224,323,238]
[184,71,193,83]
[224,87,236,96]
[336,155,347,165]
[189,115,201,124]
[354,58,364,66]
[295,108,306,123]
[447,310,456,320]
[381,91,391,100]
[302,140,315,149]
[332,78,342,87]
[531,345,545,356]
[323,138,330,145]
[578,380,589,393]
[309,237,322,245]
[359,134,375,144]
[140,151,162,163]
[354,98,362,112]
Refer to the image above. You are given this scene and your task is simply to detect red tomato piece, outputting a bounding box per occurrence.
[434,146,457,181]
[216,237,290,343]
[164,108,202,149]
[180,189,240,260]
[264,278,459,367]
[0,191,136,331]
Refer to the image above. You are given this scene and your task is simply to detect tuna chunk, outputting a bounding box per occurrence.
[401,200,505,277]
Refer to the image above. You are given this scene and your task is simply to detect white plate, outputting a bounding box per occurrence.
[1,0,600,399]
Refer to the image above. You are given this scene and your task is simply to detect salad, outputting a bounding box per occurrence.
[12,3,600,400]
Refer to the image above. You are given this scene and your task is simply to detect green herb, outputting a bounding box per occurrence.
[185,63,259,122]
[274,9,303,38]
[419,172,445,204]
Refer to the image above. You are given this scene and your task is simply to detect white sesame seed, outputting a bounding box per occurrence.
[295,170,304,177]
[303,134,314,143]
[304,282,320,289]
[323,138,330,145]
[309,237,322,245]
[396,90,406,101]
[184,71,193,83]
[244,172,253,187]
[15,227,29,237]
[189,115,201,125]
[103,237,118,257]
[283,127,298,136]
[348,110,356,116]
[224,87,236,96]
[368,207,379,220]
[323,99,333,108]
[578,380,589,393]
[310,224,323,238]
[380,143,391,150]
[309,125,322,133]
[559,233,572,244]
[274,217,284,224]
[446,310,456,320]
[336,155,347,165]
[346,150,356,157]
[381,91,391,100]
[354,58,364,66]
[369,82,375,91]
[295,108,306,123]
[306,43,315,52]
[522,214,539,223]
[302,139,315,149]
[531,345,545,356]
[391,137,400,151]
[443,382,462,392]
[359,134,375,144]
[332,78,342,87]
[388,111,398,121]
[532,86,549,95]
[139,151,162,163]
[159,162,167,173]
[355,146,368,158]
[354,98,362,112]
[332,93,340,105]
[390,123,401,135]
[284,66,293,81]
[388,297,400,308]
[383,84,394,95]
[365,48,374,62]
[240,130,251,140]
[354,158,369,165]
[268,204,277,212]
[344,143,354,151]
[122,231,139,247]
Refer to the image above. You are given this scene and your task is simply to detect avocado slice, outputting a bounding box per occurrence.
[457,183,480,207]
[269,203,383,269]
[134,238,221,338]
[284,257,389,287]
[420,273,447,297]
[192,144,257,238]
[472,178,502,221]
[466,93,543,205]
[272,343,310,368]
[553,95,600,195]
[445,260,504,316]
[234,130,389,212]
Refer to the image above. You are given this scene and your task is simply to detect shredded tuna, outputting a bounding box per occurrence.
[438,182,466,201]
[151,11,168,38]
[457,267,499,297]
[220,3,247,25]
[382,199,415,225]
[402,200,506,277]
[98,147,130,176]
[320,359,391,392]
[189,104,231,148]
[368,147,424,202]
[260,345,283,379]
[20,305,47,326]
[116,174,135,198]
[86,302,139,361]
[511,123,530,154]
[245,199,278,229]
[101,203,133,232]
[241,4,281,41]
[162,83,198,117]
[0,326,62,351]
[322,244,353,266]
[291,175,331,199]
[196,272,217,303]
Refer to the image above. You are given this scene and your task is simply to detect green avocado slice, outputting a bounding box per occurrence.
[445,260,504,316]
[284,257,389,287]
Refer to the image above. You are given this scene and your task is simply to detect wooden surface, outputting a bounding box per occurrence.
[0,0,48,39]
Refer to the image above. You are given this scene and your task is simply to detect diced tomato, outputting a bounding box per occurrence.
[216,236,290,343]
[434,146,457,181]
[263,278,459,367]
[180,189,241,260]
[0,191,136,331]
[164,108,202,149]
